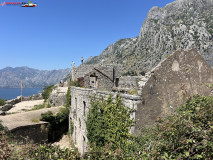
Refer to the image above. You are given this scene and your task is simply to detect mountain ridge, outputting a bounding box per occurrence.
[0,66,71,88]
[85,0,213,75]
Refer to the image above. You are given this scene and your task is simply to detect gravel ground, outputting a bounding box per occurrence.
[7,99,44,114]
[0,106,64,130]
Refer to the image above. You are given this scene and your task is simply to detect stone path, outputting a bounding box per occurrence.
[0,106,64,130]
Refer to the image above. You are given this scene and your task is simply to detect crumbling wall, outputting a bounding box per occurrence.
[117,76,141,89]
[11,122,49,143]
[83,65,122,91]
[135,49,213,134]
[84,70,114,91]
[73,64,97,80]
[69,87,141,155]
[49,87,68,107]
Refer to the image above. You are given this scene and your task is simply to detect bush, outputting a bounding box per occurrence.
[66,86,71,108]
[0,121,4,131]
[127,89,138,95]
[31,104,45,110]
[0,130,11,159]
[134,95,213,159]
[42,85,55,101]
[86,95,134,155]
[70,80,80,87]
[40,107,69,127]
[29,144,80,159]
[0,99,5,106]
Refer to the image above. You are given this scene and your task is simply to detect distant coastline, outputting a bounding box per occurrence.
[0,88,43,100]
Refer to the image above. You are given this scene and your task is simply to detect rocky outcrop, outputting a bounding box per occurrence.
[0,66,71,88]
[85,0,213,75]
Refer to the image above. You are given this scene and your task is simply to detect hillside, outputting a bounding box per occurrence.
[85,0,213,75]
[0,66,71,88]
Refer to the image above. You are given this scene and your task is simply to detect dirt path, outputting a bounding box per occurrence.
[0,106,64,130]
[7,99,44,114]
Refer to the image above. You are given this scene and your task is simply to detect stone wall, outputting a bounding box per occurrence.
[10,122,49,143]
[135,49,213,134]
[83,65,122,91]
[118,76,140,89]
[69,87,141,155]
[84,69,114,91]
[49,87,68,107]
[73,64,97,80]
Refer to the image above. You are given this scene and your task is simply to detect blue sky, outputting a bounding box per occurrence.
[0,0,175,70]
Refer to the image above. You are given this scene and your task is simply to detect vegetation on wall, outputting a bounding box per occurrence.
[66,86,71,108]
[70,79,80,87]
[86,95,135,157]
[134,95,213,159]
[0,126,80,159]
[84,95,213,159]
[40,108,69,128]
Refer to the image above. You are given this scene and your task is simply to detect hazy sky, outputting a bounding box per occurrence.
[0,0,175,70]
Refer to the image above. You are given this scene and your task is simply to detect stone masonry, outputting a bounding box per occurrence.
[135,49,213,134]
[69,87,141,154]
[69,49,213,155]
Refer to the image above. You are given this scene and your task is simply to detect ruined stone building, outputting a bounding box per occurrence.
[69,49,213,154]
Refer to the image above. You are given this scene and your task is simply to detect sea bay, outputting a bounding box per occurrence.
[0,88,43,100]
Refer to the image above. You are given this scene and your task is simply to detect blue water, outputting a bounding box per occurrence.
[0,88,43,100]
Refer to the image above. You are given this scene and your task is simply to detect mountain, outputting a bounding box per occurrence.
[0,67,71,88]
[85,0,213,75]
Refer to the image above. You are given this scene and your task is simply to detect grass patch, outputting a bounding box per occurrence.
[30,102,51,111]
[31,119,40,123]
[127,89,138,95]
[206,83,213,88]
[31,104,45,110]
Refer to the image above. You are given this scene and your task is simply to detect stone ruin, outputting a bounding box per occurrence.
[135,49,213,134]
[69,49,213,154]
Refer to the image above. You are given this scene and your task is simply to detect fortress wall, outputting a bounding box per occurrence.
[10,122,49,143]
[69,87,141,155]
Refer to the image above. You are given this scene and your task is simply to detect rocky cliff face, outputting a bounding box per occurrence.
[85,0,213,75]
[0,67,71,88]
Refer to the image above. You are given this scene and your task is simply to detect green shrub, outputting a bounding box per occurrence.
[32,104,45,110]
[69,120,74,135]
[31,118,40,123]
[127,89,138,95]
[134,95,213,159]
[0,120,5,131]
[66,86,71,108]
[29,144,80,159]
[70,80,80,87]
[0,130,11,159]
[40,111,55,124]
[40,107,69,127]
[86,95,134,154]
[42,85,55,101]
[0,99,5,106]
